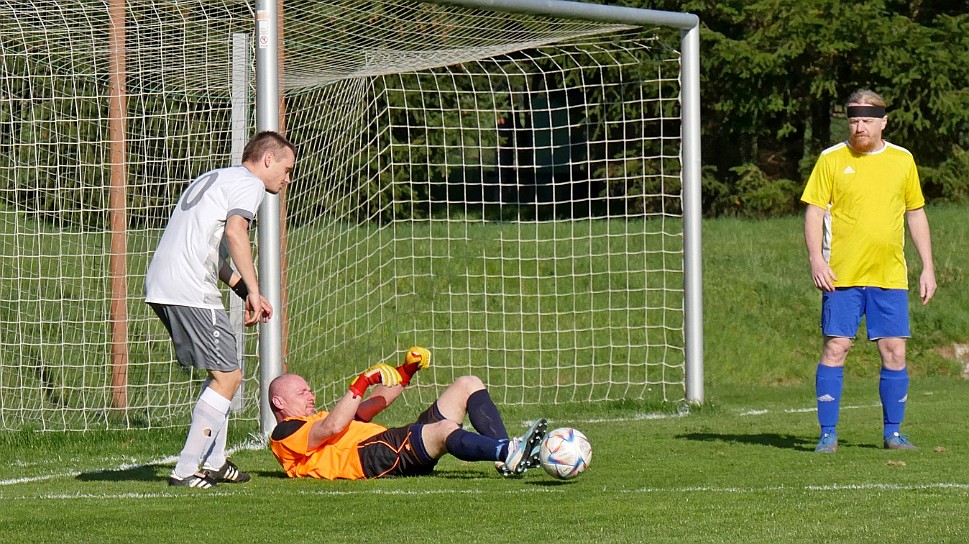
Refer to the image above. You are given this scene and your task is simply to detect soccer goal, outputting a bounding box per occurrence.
[270,0,703,423]
[0,0,700,432]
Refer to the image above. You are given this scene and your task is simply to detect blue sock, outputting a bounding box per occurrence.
[467,389,509,440]
[816,364,843,435]
[880,367,909,438]
[444,429,504,462]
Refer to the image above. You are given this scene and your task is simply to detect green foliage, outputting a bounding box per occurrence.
[639,0,969,214]
[728,163,800,217]
[920,145,969,203]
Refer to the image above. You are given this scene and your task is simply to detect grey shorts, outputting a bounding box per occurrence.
[149,303,240,372]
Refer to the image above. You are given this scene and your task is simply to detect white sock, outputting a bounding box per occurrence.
[201,415,229,471]
[171,387,231,479]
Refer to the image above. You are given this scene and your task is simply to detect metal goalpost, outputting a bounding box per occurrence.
[252,0,702,435]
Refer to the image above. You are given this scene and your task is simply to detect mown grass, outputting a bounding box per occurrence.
[2,205,968,543]
[4,376,969,543]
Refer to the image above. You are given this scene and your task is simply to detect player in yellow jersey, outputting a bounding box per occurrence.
[268,347,548,479]
[801,89,936,454]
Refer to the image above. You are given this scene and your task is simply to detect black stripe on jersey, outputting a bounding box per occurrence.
[271,419,307,441]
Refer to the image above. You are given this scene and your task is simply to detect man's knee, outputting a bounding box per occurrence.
[421,420,461,458]
[821,337,853,366]
[878,338,907,370]
[453,375,485,393]
[208,369,243,397]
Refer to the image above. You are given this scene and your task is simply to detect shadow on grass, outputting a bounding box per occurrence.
[677,432,820,451]
[678,432,884,451]
[76,464,166,482]
[76,466,292,484]
[248,470,289,479]
[428,468,495,480]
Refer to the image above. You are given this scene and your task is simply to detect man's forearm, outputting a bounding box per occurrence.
[225,220,259,297]
[804,205,827,263]
[906,208,934,271]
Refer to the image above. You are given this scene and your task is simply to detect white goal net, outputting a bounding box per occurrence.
[0,0,696,431]
[281,1,689,408]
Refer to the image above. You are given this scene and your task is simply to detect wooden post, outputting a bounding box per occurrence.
[108,0,129,411]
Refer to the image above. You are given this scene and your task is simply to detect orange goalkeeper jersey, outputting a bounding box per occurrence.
[270,411,386,480]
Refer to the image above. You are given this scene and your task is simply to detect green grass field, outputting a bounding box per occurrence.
[3,206,969,543]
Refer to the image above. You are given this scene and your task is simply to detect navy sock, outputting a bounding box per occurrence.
[467,389,509,440]
[444,429,505,462]
[880,367,909,438]
[816,363,843,435]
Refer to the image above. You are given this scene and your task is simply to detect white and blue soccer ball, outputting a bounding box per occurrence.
[539,427,592,480]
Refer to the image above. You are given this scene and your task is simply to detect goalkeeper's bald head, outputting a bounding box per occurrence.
[269,373,316,421]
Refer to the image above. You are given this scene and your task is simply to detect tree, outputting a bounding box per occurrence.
[625,0,969,214]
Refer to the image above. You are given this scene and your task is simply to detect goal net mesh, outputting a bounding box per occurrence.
[0,0,685,430]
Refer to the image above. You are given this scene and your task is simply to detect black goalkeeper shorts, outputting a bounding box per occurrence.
[358,402,445,478]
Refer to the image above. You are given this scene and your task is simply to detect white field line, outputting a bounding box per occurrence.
[572,412,689,424]
[8,481,969,502]
[738,403,879,416]
[622,482,969,494]
[0,434,267,487]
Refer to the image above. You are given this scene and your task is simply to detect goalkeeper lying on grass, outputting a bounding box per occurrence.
[268,347,548,480]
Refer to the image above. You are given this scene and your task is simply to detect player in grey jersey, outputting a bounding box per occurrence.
[146,131,296,488]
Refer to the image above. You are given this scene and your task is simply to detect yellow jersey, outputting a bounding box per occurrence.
[800,141,924,289]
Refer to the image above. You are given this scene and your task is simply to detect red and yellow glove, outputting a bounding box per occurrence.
[348,363,402,398]
[397,346,430,386]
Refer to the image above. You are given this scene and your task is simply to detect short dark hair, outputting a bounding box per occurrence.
[242,131,295,164]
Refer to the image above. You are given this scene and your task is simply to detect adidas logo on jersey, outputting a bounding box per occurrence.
[843,166,855,174]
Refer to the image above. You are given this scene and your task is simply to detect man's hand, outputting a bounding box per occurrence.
[920,268,937,305]
[348,363,402,398]
[810,256,837,292]
[397,346,430,386]
[245,292,273,326]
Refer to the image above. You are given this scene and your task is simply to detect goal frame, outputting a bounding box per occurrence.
[253,0,703,433]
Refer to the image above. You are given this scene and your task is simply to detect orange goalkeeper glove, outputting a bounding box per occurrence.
[397,346,430,386]
[348,363,402,398]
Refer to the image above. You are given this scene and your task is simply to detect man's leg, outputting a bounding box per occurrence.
[420,383,504,462]
[433,375,522,474]
[170,369,240,483]
[432,375,508,438]
[868,288,916,450]
[433,375,485,423]
[815,288,863,453]
[815,337,851,453]
[878,337,914,449]
[467,389,509,440]
[420,418,547,476]
[421,377,548,476]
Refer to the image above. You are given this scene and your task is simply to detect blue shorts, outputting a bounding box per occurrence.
[820,287,910,340]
